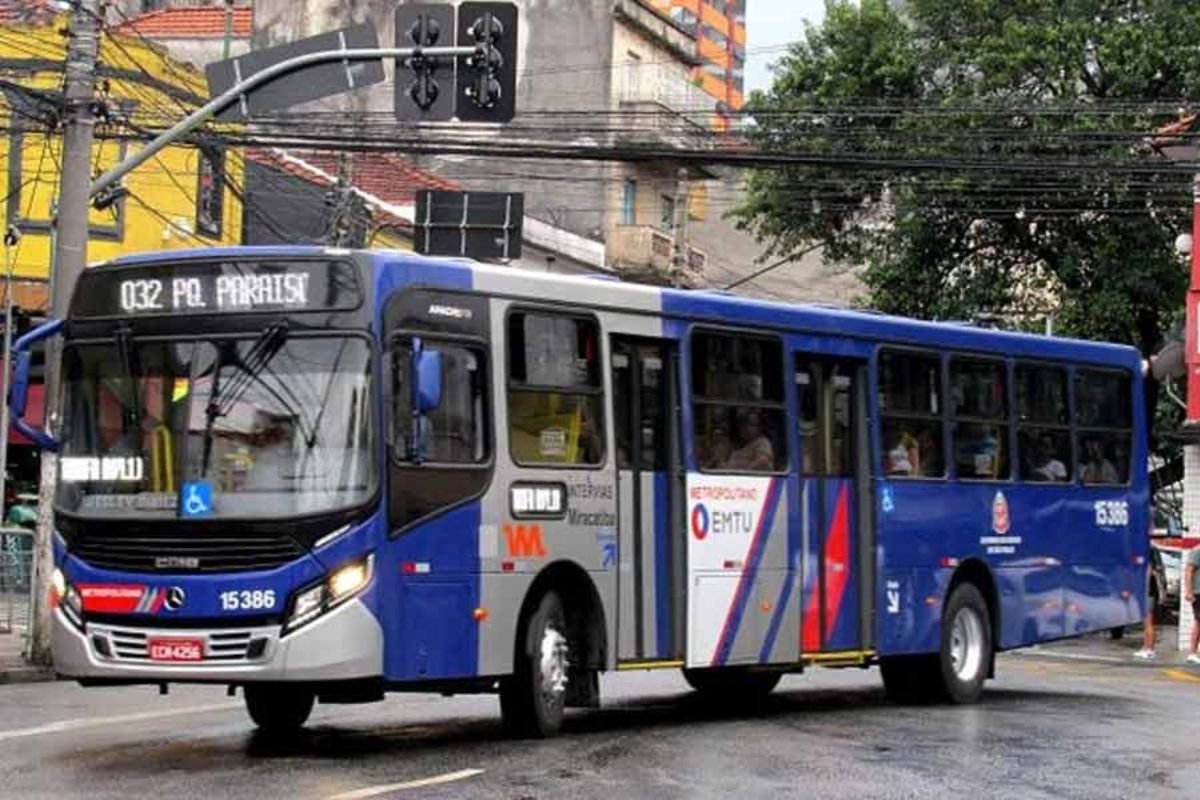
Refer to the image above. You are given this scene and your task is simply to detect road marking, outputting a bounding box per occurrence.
[1163,668,1200,685]
[0,702,240,743]
[325,768,486,800]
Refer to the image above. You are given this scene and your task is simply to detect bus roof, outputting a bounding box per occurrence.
[98,246,1141,369]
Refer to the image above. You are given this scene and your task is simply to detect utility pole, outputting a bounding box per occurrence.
[27,0,100,665]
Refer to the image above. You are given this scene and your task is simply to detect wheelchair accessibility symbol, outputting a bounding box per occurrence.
[180,481,213,519]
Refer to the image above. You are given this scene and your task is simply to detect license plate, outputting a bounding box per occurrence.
[148,638,204,662]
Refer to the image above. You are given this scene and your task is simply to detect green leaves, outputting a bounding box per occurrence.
[736,0,1198,358]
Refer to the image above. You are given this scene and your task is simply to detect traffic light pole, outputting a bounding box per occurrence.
[89,45,476,201]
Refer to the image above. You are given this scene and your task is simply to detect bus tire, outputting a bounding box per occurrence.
[937,582,992,704]
[499,590,569,738]
[682,668,781,700]
[244,684,315,735]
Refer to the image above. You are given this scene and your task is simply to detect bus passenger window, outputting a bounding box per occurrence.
[692,332,786,473]
[950,358,1009,480]
[1016,365,1071,482]
[879,351,944,478]
[1075,369,1132,486]
[508,312,605,467]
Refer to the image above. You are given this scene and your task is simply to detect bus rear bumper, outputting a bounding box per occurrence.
[52,598,383,684]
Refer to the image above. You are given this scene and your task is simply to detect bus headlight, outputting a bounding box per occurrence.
[52,568,83,629]
[284,556,373,635]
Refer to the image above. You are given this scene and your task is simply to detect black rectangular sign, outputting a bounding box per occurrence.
[206,23,386,121]
[71,260,363,319]
[415,190,524,259]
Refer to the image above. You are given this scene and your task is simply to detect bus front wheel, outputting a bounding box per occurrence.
[244,684,315,735]
[500,590,569,738]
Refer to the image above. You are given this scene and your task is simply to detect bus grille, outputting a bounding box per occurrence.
[89,623,273,665]
[69,534,306,573]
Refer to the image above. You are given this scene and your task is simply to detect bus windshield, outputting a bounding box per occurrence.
[56,334,375,519]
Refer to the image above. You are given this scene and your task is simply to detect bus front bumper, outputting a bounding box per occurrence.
[51,598,383,683]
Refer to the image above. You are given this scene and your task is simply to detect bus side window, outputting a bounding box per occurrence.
[878,350,944,479]
[949,357,1009,480]
[1074,369,1133,486]
[692,332,787,473]
[1016,364,1071,483]
[507,311,605,467]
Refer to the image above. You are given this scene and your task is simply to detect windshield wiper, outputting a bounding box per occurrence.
[199,322,291,477]
[114,325,143,445]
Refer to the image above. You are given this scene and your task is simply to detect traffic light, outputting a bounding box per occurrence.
[395,4,456,121]
[456,2,518,123]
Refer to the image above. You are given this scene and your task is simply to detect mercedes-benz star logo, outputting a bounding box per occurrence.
[164,587,186,612]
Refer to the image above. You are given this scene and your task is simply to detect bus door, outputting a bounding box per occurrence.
[612,337,685,662]
[796,356,873,654]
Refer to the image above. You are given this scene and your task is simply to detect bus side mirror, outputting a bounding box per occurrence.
[9,318,63,452]
[413,349,443,415]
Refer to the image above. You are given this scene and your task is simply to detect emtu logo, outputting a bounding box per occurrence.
[503,524,547,558]
[690,503,711,541]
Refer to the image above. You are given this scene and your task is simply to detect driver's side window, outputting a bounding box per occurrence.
[391,338,489,465]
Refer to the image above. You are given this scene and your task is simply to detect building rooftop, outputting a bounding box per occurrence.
[116,5,253,39]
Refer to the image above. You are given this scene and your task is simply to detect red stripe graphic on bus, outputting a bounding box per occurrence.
[800,483,851,652]
[710,478,781,666]
[822,484,851,639]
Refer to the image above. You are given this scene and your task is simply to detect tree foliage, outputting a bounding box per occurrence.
[737,0,1200,356]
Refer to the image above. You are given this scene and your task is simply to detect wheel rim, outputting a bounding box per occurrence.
[538,625,569,701]
[949,606,985,681]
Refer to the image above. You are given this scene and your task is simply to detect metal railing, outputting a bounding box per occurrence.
[0,527,32,637]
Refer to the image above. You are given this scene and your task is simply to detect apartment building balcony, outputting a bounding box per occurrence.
[609,225,706,288]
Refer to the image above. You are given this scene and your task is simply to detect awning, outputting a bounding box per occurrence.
[8,383,45,447]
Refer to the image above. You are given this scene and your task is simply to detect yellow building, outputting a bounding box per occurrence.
[0,14,243,311]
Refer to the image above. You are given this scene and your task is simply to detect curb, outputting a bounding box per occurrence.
[1011,647,1196,669]
[0,664,55,685]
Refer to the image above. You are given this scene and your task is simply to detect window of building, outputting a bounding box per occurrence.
[196,145,225,239]
[702,23,728,49]
[508,311,605,466]
[7,128,126,241]
[660,194,676,233]
[1075,369,1133,485]
[669,6,698,34]
[621,179,637,226]
[1016,364,1071,483]
[705,0,728,13]
[688,181,708,221]
[393,340,488,464]
[692,332,787,473]
[950,358,1009,480]
[879,350,944,478]
[624,50,642,101]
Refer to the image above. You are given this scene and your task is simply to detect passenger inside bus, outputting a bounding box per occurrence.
[1081,436,1120,484]
[725,411,774,472]
[1030,436,1068,482]
[886,428,920,476]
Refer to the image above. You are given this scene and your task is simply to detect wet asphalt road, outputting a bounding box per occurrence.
[0,655,1197,800]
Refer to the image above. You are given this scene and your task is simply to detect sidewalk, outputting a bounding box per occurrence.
[1017,623,1198,668]
[0,595,52,684]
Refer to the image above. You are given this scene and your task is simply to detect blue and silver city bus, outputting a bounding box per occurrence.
[12,246,1147,737]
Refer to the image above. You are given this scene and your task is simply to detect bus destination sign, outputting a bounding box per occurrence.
[119,272,310,314]
[73,260,362,318]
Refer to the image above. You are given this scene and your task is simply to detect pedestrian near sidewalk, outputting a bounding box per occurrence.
[1185,545,1200,665]
[1134,545,1165,660]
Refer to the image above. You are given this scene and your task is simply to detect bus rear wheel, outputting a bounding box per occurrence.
[881,583,992,705]
[939,583,992,704]
[682,667,781,700]
[244,684,315,735]
[500,590,569,738]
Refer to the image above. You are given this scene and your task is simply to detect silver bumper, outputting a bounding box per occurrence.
[52,598,383,682]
